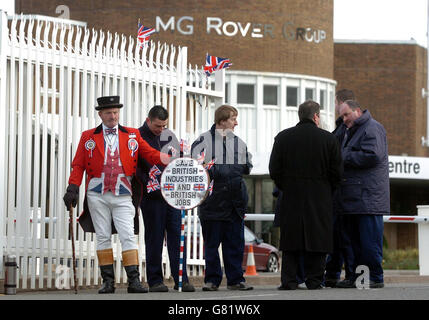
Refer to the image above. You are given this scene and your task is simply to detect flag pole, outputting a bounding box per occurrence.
[178,209,186,292]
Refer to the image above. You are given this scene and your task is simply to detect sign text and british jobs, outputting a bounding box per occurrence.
[160,158,210,210]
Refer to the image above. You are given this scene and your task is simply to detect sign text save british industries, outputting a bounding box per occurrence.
[160,158,210,210]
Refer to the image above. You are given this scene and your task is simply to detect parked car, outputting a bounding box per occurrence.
[242,226,280,273]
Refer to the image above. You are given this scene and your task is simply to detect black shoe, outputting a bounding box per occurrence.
[202,282,218,291]
[324,278,339,288]
[98,280,115,294]
[370,281,384,289]
[227,282,253,291]
[278,284,296,290]
[174,282,195,292]
[98,265,115,294]
[149,282,169,292]
[124,265,148,293]
[307,284,325,290]
[336,279,356,289]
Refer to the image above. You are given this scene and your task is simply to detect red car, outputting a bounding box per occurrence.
[185,221,280,273]
[242,226,280,273]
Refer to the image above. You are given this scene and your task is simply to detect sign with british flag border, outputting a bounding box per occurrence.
[160,157,210,210]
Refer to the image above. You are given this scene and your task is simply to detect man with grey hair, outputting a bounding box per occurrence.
[269,100,342,290]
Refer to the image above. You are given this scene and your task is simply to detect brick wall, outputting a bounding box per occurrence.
[334,42,428,157]
[15,0,334,78]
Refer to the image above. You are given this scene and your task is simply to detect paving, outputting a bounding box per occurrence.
[1,270,428,300]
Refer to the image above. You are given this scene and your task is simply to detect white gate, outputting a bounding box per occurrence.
[0,12,224,289]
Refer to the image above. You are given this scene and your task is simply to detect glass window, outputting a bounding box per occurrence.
[237,84,255,104]
[244,227,257,242]
[286,86,298,106]
[262,179,275,213]
[263,85,278,105]
[319,89,326,109]
[225,82,229,103]
[305,88,314,101]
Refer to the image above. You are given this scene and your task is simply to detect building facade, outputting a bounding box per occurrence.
[15,0,337,244]
[15,0,428,249]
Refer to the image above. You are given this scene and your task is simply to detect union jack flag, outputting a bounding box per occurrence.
[204,158,216,170]
[180,139,190,155]
[147,179,160,193]
[208,180,214,196]
[197,151,205,165]
[138,22,156,49]
[149,165,162,180]
[204,54,232,77]
[163,183,175,191]
[193,183,205,191]
[168,145,178,157]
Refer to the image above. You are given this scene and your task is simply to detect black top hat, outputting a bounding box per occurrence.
[95,96,123,110]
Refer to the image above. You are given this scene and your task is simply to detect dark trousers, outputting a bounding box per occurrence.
[340,214,384,283]
[140,197,188,287]
[325,214,346,280]
[281,253,306,284]
[200,215,245,286]
[282,251,326,289]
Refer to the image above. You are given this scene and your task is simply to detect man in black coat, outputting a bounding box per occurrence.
[269,100,342,290]
[191,105,253,291]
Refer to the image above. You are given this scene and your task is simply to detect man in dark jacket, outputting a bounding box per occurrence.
[335,100,389,289]
[136,105,195,292]
[269,100,342,290]
[191,105,253,291]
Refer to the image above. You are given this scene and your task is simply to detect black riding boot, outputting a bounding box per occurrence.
[99,264,115,294]
[125,265,148,293]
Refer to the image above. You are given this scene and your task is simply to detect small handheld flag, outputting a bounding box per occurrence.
[180,139,191,156]
[204,54,232,77]
[208,180,214,196]
[204,158,216,170]
[168,145,178,158]
[147,179,160,193]
[197,151,205,165]
[149,165,162,180]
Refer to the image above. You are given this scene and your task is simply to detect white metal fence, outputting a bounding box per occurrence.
[0,12,224,289]
[245,212,429,276]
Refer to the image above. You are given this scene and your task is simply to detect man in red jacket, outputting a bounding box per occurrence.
[63,96,170,294]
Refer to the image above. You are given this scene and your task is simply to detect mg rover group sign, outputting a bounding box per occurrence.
[160,157,210,210]
[155,16,327,43]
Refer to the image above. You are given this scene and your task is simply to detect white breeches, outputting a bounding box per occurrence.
[86,191,137,251]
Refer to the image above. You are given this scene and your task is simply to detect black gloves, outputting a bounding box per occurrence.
[63,184,79,210]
